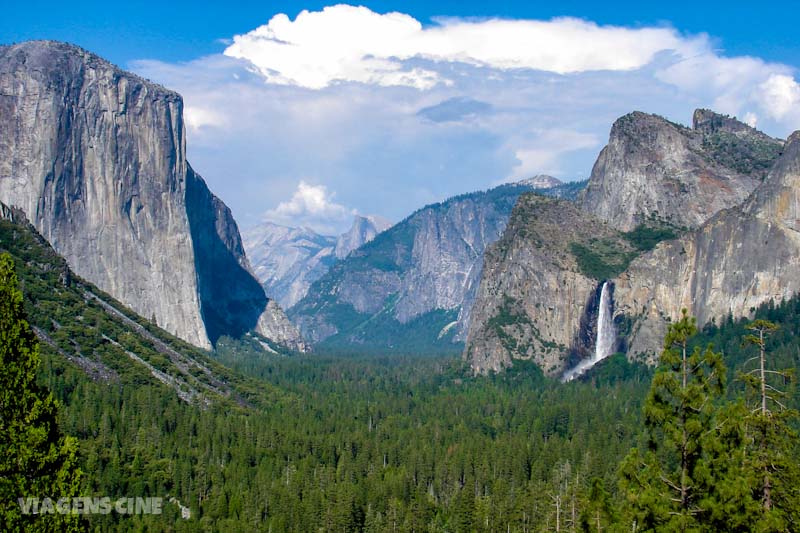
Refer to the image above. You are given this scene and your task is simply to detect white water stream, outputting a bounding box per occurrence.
[562,281,615,382]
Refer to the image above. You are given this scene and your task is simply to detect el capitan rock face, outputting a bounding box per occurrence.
[580,110,782,231]
[0,40,305,351]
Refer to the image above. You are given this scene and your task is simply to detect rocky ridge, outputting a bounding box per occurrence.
[0,41,304,351]
[465,109,788,375]
[580,109,783,231]
[615,130,800,360]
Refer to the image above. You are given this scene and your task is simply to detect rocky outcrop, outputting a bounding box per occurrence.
[614,131,800,360]
[185,168,306,350]
[290,183,539,350]
[516,175,563,189]
[243,222,337,309]
[465,110,796,376]
[243,214,391,309]
[464,194,632,375]
[580,110,782,231]
[0,40,304,351]
[334,214,391,259]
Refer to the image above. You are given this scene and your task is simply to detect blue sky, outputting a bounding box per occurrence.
[3,2,800,233]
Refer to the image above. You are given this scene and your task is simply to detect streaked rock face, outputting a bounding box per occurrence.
[290,183,537,348]
[580,109,782,231]
[0,41,305,351]
[464,194,629,375]
[243,215,391,309]
[243,222,337,309]
[615,131,800,360]
[465,110,788,375]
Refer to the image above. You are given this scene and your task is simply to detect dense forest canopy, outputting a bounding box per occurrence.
[2,215,800,531]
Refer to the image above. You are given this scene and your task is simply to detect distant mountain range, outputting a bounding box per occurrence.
[288,179,583,353]
[243,214,391,309]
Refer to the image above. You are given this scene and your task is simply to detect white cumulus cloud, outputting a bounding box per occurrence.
[184,106,228,133]
[132,6,800,231]
[262,181,355,234]
[223,5,694,89]
[757,74,800,121]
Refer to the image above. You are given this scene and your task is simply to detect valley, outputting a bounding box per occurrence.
[2,14,800,531]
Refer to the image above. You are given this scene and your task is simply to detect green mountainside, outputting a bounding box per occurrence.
[6,202,800,530]
[290,181,588,354]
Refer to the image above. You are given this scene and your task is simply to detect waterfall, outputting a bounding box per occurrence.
[562,282,615,382]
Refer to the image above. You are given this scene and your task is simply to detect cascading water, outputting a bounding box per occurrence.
[562,281,615,382]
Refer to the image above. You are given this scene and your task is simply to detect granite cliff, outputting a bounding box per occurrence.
[466,109,787,376]
[580,109,782,231]
[465,194,633,374]
[335,215,392,259]
[615,130,800,360]
[290,181,578,352]
[0,41,304,351]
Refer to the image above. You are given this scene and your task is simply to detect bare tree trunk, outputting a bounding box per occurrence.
[553,495,561,533]
[680,340,689,517]
[758,328,772,510]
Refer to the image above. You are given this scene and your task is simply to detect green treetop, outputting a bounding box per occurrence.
[619,310,727,532]
[0,252,82,531]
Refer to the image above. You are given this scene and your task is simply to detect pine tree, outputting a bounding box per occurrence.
[618,310,726,532]
[739,320,800,530]
[0,253,82,531]
[580,478,613,532]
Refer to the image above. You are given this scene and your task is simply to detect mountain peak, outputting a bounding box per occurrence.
[335,214,392,259]
[1,40,178,100]
[581,108,783,231]
[691,108,774,140]
[516,175,563,189]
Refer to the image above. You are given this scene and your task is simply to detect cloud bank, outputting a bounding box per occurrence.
[131,5,800,233]
[223,5,696,89]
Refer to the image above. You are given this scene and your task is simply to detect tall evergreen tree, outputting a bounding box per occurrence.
[740,320,800,530]
[618,310,726,532]
[0,253,82,531]
[580,478,613,532]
